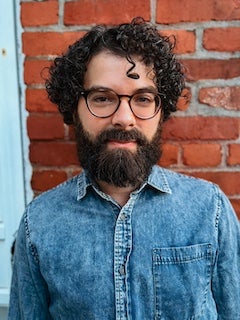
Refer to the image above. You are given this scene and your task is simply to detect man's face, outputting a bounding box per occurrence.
[76,51,162,188]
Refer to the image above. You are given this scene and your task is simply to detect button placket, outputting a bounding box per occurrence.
[114,202,134,320]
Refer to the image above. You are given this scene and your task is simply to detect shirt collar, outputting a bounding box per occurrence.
[77,171,92,200]
[77,165,172,201]
[146,165,172,194]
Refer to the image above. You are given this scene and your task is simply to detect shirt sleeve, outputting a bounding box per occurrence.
[8,211,52,320]
[212,188,240,319]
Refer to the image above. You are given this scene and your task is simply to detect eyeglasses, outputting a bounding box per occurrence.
[80,88,162,120]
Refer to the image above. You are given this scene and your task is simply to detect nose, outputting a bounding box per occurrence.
[111,98,136,129]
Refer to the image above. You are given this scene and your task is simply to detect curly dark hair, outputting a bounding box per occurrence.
[46,18,185,124]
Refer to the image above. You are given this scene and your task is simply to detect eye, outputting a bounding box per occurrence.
[89,91,117,105]
[133,93,155,105]
[94,95,109,103]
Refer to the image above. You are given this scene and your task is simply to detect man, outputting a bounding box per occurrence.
[9,18,240,319]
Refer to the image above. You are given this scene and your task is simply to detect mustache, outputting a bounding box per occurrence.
[97,128,147,145]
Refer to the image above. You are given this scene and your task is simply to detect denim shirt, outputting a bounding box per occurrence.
[8,166,240,320]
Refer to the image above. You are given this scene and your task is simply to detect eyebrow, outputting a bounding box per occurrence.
[85,85,159,94]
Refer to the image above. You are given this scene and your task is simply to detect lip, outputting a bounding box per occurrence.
[107,139,137,150]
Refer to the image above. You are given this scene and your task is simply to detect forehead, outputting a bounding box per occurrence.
[83,51,156,91]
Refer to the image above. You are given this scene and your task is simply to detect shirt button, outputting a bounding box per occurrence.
[119,213,126,220]
[119,265,125,276]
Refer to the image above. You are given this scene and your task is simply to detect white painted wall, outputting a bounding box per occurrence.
[0,0,32,318]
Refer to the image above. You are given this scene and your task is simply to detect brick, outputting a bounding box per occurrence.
[27,114,64,140]
[203,28,240,52]
[71,168,82,177]
[22,31,84,57]
[30,141,79,166]
[31,169,68,192]
[26,88,58,113]
[182,143,222,167]
[162,117,239,141]
[68,126,76,141]
[160,30,196,54]
[199,87,240,111]
[176,88,191,111]
[227,144,240,165]
[156,0,240,24]
[158,144,179,167]
[230,199,240,219]
[21,1,58,27]
[182,59,240,81]
[188,171,240,196]
[64,0,150,25]
[24,59,52,85]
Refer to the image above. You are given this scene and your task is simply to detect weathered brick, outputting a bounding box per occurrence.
[182,143,222,167]
[159,144,179,167]
[156,0,240,24]
[162,117,239,141]
[31,169,68,192]
[30,142,79,166]
[188,171,240,196]
[22,31,84,57]
[159,30,196,54]
[176,88,192,111]
[199,87,240,110]
[21,1,59,27]
[227,144,240,165]
[27,114,64,140]
[203,27,240,52]
[64,0,150,25]
[24,59,52,85]
[26,88,57,113]
[182,59,240,81]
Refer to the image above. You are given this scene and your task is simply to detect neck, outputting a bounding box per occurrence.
[97,180,137,207]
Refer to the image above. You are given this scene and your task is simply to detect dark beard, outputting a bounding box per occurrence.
[75,121,162,188]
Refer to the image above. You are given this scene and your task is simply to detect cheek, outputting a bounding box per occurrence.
[78,108,111,138]
[144,126,158,140]
[139,115,161,140]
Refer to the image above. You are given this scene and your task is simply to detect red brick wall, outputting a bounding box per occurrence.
[20,0,240,218]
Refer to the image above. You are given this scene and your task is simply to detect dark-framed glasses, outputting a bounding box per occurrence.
[80,88,162,120]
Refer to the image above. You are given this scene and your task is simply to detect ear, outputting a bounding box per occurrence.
[176,88,191,111]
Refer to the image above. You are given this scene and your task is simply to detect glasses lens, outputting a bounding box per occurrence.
[131,92,161,119]
[87,90,118,117]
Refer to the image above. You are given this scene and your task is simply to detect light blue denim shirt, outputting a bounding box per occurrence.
[8,166,240,319]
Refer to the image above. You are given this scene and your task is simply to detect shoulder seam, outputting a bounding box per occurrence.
[24,207,40,264]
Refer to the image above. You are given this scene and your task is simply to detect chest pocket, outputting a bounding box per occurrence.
[153,243,212,320]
